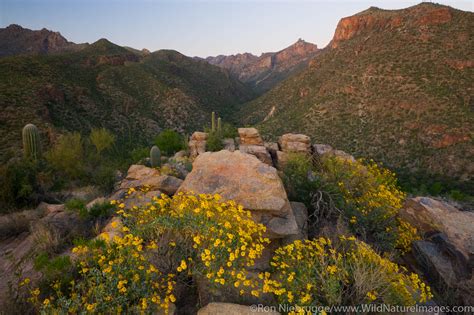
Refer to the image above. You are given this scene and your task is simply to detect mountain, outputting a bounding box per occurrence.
[0,24,86,57]
[204,39,320,93]
[239,3,474,192]
[0,37,254,161]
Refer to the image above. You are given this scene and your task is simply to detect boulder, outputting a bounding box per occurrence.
[177,151,298,238]
[413,239,474,305]
[264,142,279,153]
[189,132,208,158]
[264,142,279,166]
[198,303,280,315]
[86,197,107,209]
[222,138,235,152]
[283,202,308,244]
[120,165,183,196]
[402,197,474,305]
[173,150,187,159]
[191,132,208,141]
[313,143,334,156]
[279,133,311,154]
[333,149,356,162]
[189,140,207,158]
[401,197,474,269]
[275,151,288,170]
[238,128,264,146]
[239,144,273,166]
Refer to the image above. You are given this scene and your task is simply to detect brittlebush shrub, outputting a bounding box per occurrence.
[262,236,432,312]
[31,191,269,313]
[32,237,176,314]
[282,153,418,253]
[119,190,269,297]
[321,157,419,253]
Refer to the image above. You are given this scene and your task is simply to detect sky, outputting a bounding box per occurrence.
[1,0,472,57]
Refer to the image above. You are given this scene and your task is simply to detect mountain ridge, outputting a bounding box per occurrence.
[239,2,474,193]
[203,39,320,93]
[0,24,87,57]
[0,37,254,161]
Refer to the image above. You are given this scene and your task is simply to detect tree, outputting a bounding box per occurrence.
[154,130,184,156]
[46,132,84,179]
[89,128,115,155]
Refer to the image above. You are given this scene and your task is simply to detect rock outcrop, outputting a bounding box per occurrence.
[238,128,264,146]
[177,150,298,238]
[189,132,208,158]
[401,197,474,305]
[110,165,182,207]
[279,133,311,154]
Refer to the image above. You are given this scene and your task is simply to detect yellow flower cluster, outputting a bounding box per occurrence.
[39,233,176,314]
[323,157,419,253]
[261,236,432,309]
[121,191,270,297]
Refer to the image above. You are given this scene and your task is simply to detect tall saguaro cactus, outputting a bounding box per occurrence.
[22,123,41,159]
[217,117,222,133]
[211,111,216,132]
[150,145,161,168]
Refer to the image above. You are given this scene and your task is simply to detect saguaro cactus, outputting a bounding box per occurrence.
[22,123,41,159]
[211,112,216,132]
[217,117,222,133]
[150,145,161,168]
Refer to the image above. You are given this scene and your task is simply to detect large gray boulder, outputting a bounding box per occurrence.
[402,197,474,305]
[401,197,473,268]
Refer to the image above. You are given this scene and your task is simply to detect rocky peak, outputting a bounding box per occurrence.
[330,3,453,48]
[0,24,81,57]
[204,39,319,93]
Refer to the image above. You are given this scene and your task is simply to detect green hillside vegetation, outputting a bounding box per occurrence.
[239,3,473,195]
[0,39,253,163]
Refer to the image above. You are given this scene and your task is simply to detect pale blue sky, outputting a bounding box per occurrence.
[1,0,472,57]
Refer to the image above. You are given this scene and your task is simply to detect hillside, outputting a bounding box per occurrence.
[239,3,474,192]
[204,39,320,93]
[0,37,254,162]
[0,24,86,57]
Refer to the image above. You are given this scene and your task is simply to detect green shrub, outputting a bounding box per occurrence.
[220,122,238,139]
[281,153,316,203]
[65,198,87,218]
[0,159,41,212]
[130,146,149,163]
[88,201,114,219]
[89,128,115,155]
[34,253,72,282]
[45,132,85,180]
[154,130,184,156]
[66,199,113,220]
[90,165,116,193]
[206,131,224,152]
